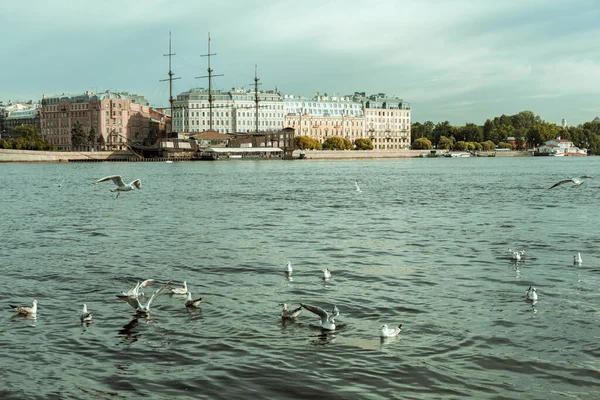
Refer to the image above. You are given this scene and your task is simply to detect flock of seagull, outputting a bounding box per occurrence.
[283,262,402,338]
[509,246,584,305]
[8,264,401,338]
[17,172,586,335]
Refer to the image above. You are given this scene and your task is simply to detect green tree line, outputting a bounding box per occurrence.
[0,124,55,150]
[411,110,600,154]
[294,136,374,150]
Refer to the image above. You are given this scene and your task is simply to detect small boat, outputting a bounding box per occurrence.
[447,152,471,158]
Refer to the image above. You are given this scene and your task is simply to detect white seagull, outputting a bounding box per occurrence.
[284,261,293,274]
[121,279,156,298]
[169,281,188,295]
[355,181,362,193]
[10,299,37,317]
[117,281,171,317]
[509,249,525,262]
[322,268,332,280]
[525,286,538,302]
[574,252,582,265]
[379,324,402,338]
[301,303,339,330]
[185,292,203,308]
[80,303,92,323]
[280,303,302,319]
[549,175,592,189]
[93,175,142,198]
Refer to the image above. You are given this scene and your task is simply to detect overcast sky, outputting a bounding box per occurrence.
[2,0,599,126]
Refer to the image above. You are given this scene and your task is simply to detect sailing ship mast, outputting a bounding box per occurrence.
[160,31,180,134]
[196,33,223,131]
[252,64,261,133]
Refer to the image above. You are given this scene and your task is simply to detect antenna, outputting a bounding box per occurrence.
[251,64,262,134]
[196,32,224,131]
[159,31,180,134]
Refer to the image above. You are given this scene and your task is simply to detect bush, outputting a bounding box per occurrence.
[497,142,512,149]
[354,138,374,150]
[412,137,432,150]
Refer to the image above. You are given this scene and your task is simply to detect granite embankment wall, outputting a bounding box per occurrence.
[0,149,139,162]
[0,148,529,162]
[293,150,529,159]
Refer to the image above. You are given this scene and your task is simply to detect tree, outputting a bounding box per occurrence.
[412,137,432,150]
[354,138,374,150]
[71,121,86,150]
[322,136,348,150]
[10,124,54,150]
[342,138,353,150]
[453,141,467,151]
[438,135,455,150]
[526,123,559,148]
[432,121,456,147]
[88,127,97,150]
[480,140,495,151]
[294,135,322,150]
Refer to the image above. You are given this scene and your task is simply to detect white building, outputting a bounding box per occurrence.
[283,93,364,142]
[353,93,412,150]
[172,88,285,134]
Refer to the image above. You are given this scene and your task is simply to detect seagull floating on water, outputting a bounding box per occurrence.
[301,303,339,330]
[509,249,525,262]
[574,252,582,265]
[185,292,203,308]
[379,324,402,338]
[169,281,188,295]
[549,175,592,189]
[93,175,141,198]
[280,303,302,319]
[322,268,332,280]
[355,181,362,193]
[80,303,92,323]
[284,261,293,275]
[10,299,37,317]
[525,286,538,302]
[117,281,171,317]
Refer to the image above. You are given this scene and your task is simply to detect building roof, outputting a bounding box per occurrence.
[190,131,232,140]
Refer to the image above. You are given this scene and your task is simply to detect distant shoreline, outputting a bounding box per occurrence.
[0,148,533,163]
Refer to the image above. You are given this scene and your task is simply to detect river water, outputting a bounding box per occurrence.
[0,156,599,399]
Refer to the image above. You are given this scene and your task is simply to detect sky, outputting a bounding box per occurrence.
[2,0,600,126]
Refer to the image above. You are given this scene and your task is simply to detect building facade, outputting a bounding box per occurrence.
[283,94,365,142]
[40,91,151,151]
[1,103,41,138]
[172,87,285,134]
[353,93,411,150]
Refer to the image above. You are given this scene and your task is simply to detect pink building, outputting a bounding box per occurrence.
[41,91,151,151]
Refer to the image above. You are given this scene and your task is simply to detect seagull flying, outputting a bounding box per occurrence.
[169,281,188,295]
[185,292,203,308]
[525,286,538,302]
[301,303,339,330]
[93,175,142,198]
[121,279,156,298]
[574,252,582,265]
[117,281,171,316]
[80,303,92,323]
[355,181,362,193]
[549,175,592,189]
[322,268,332,280]
[280,303,302,319]
[379,324,402,338]
[10,299,37,317]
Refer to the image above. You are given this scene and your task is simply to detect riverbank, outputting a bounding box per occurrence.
[293,149,530,159]
[0,148,531,162]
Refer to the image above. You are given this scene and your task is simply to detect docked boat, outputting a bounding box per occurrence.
[447,152,471,158]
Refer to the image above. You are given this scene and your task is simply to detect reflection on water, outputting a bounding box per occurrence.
[1,158,600,399]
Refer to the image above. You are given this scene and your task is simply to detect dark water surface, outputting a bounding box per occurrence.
[1,157,599,399]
